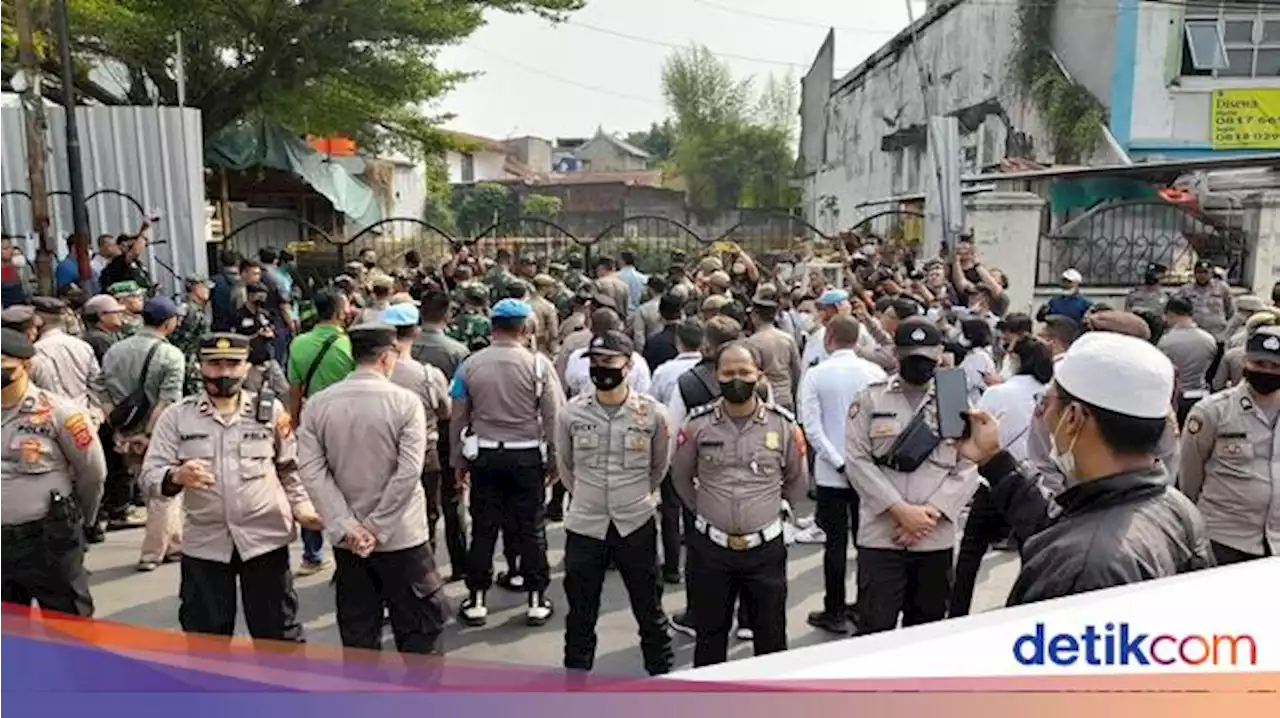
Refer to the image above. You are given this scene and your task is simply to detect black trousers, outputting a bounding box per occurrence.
[814,485,859,616]
[563,521,673,675]
[856,547,953,634]
[1176,396,1202,428]
[1211,540,1271,566]
[949,484,1009,618]
[658,475,683,574]
[685,529,787,667]
[96,422,133,521]
[548,482,568,515]
[334,542,448,654]
[465,447,550,592]
[0,520,93,617]
[179,547,302,641]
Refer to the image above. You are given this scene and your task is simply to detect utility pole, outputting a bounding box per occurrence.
[54,0,91,282]
[14,0,54,295]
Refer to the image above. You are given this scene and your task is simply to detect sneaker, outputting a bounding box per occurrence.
[136,561,159,572]
[806,610,850,635]
[661,567,682,585]
[496,570,525,591]
[85,524,106,544]
[669,611,696,637]
[792,524,826,545]
[459,591,488,627]
[295,558,333,576]
[526,591,554,626]
[108,508,147,530]
[735,625,754,641]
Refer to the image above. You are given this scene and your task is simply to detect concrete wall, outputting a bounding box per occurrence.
[504,136,553,174]
[574,137,647,172]
[445,149,510,184]
[1052,0,1118,107]
[798,31,835,178]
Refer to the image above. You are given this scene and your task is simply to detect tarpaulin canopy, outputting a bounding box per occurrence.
[206,121,382,229]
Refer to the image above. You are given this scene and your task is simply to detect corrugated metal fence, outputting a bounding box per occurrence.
[1,104,207,295]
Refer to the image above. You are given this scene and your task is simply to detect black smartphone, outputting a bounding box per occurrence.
[935,367,969,439]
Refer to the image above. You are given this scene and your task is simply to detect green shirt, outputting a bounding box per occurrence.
[286,323,355,397]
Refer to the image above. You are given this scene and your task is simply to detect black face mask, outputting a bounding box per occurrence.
[589,365,626,391]
[899,355,938,386]
[1143,273,1160,286]
[363,260,376,270]
[719,378,757,404]
[1244,369,1280,395]
[203,375,244,398]
[1,368,15,389]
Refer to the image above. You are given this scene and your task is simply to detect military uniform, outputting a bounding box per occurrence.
[298,325,448,654]
[1,330,107,616]
[107,281,145,338]
[171,296,211,396]
[139,333,312,641]
[553,332,674,675]
[1179,327,1280,564]
[451,299,566,627]
[843,319,980,635]
[669,397,808,667]
[484,266,519,302]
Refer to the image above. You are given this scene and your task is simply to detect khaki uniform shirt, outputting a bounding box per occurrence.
[32,327,104,418]
[559,312,587,344]
[532,296,559,355]
[1159,324,1219,396]
[554,391,672,540]
[1,385,107,526]
[1124,286,1169,315]
[844,378,979,551]
[555,328,592,389]
[449,341,565,468]
[632,298,663,352]
[298,369,429,552]
[139,393,312,563]
[669,400,808,535]
[746,326,802,409]
[1212,346,1247,391]
[390,352,450,472]
[1175,281,1235,340]
[597,274,632,320]
[1179,384,1280,556]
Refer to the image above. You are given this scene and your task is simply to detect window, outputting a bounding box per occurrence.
[461,153,475,182]
[1182,2,1280,78]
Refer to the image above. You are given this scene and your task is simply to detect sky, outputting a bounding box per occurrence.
[433,0,929,141]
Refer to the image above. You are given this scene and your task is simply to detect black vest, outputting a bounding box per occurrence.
[676,358,769,411]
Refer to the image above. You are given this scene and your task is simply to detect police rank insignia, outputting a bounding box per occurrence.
[1186,416,1202,435]
[64,413,94,450]
[19,438,42,464]
[765,431,781,451]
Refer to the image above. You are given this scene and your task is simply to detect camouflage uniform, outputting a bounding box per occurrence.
[563,269,588,293]
[484,266,519,302]
[107,280,145,339]
[170,301,209,395]
[447,284,493,351]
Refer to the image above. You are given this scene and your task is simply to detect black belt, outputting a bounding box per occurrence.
[1,517,47,542]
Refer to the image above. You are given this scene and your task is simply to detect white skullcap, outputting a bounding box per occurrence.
[1054,332,1173,419]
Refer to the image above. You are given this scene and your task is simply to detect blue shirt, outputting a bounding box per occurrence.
[55,255,90,291]
[618,266,648,311]
[1043,293,1093,323]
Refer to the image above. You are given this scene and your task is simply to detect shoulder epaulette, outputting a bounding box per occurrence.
[687,403,717,420]
[765,402,796,422]
[569,392,592,407]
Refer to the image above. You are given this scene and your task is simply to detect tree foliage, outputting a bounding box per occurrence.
[521,193,562,220]
[454,182,513,236]
[660,45,798,209]
[0,0,583,154]
[624,120,676,165]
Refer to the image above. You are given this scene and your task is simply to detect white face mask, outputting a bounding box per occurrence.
[1048,409,1080,483]
[794,312,814,334]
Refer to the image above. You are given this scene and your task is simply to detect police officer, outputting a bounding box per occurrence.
[139,333,319,641]
[1179,324,1280,565]
[381,303,452,557]
[1124,262,1169,315]
[298,324,448,654]
[669,340,808,667]
[555,331,674,675]
[451,298,566,627]
[745,295,802,409]
[1,328,107,616]
[1175,259,1235,380]
[844,316,979,634]
[1214,311,1278,390]
[30,296,104,417]
[3,304,39,343]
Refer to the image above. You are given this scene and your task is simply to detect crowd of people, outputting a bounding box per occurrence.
[2,225,1278,675]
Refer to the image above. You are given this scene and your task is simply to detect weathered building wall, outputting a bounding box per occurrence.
[1052,0,1119,107]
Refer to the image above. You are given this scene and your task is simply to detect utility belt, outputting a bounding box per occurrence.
[1181,389,1209,401]
[692,515,783,551]
[461,429,546,461]
[1,491,83,549]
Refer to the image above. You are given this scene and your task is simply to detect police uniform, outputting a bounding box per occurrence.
[530,276,561,355]
[1,328,107,616]
[30,297,105,418]
[844,318,979,634]
[138,333,312,641]
[553,332,674,675]
[451,299,566,627]
[297,324,448,654]
[668,391,808,667]
[1124,263,1169,315]
[745,299,802,409]
[2,304,38,342]
[1179,326,1280,565]
[1175,262,1236,342]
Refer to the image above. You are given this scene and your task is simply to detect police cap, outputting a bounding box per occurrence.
[1194,259,1214,271]
[31,296,67,315]
[1,305,35,331]
[817,288,849,307]
[1,327,35,359]
[894,317,943,360]
[1245,325,1280,363]
[586,330,634,358]
[200,332,250,361]
[348,323,398,355]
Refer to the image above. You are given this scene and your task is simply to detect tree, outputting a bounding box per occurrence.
[521,194,562,220]
[0,1,583,153]
[624,120,676,165]
[454,182,514,237]
[660,45,797,209]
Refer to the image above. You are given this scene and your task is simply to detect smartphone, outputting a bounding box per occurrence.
[934,367,970,439]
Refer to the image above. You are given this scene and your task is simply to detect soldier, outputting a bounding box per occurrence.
[382,303,452,558]
[530,274,561,355]
[171,276,214,396]
[556,330,674,675]
[138,333,319,642]
[844,317,980,635]
[1214,311,1278,390]
[1,328,107,616]
[669,340,808,667]
[1179,325,1280,565]
[107,280,146,337]
[547,265,575,320]
[298,324,449,655]
[448,284,493,352]
[745,295,802,409]
[562,255,588,293]
[82,294,126,363]
[29,297,104,418]
[451,299,566,627]
[1124,262,1169,315]
[594,257,632,320]
[484,249,518,302]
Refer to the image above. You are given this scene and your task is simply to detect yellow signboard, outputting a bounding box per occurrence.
[1211,88,1280,149]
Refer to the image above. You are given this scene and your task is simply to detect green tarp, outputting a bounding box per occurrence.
[1048,177,1160,215]
[206,122,382,229]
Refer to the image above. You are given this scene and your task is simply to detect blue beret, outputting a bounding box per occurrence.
[817,288,849,307]
[380,303,420,327]
[490,298,532,320]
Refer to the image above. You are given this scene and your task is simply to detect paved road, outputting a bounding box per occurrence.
[85,512,1019,676]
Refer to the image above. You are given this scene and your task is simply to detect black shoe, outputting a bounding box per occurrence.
[496,570,525,591]
[844,603,863,633]
[807,610,850,635]
[993,536,1018,552]
[669,611,695,637]
[661,567,682,585]
[85,524,106,544]
[545,503,564,522]
[526,591,554,626]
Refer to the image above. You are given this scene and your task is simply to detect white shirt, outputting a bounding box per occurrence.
[649,351,701,405]
[975,373,1045,463]
[800,325,827,376]
[797,349,888,488]
[564,348,652,398]
[960,346,996,405]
